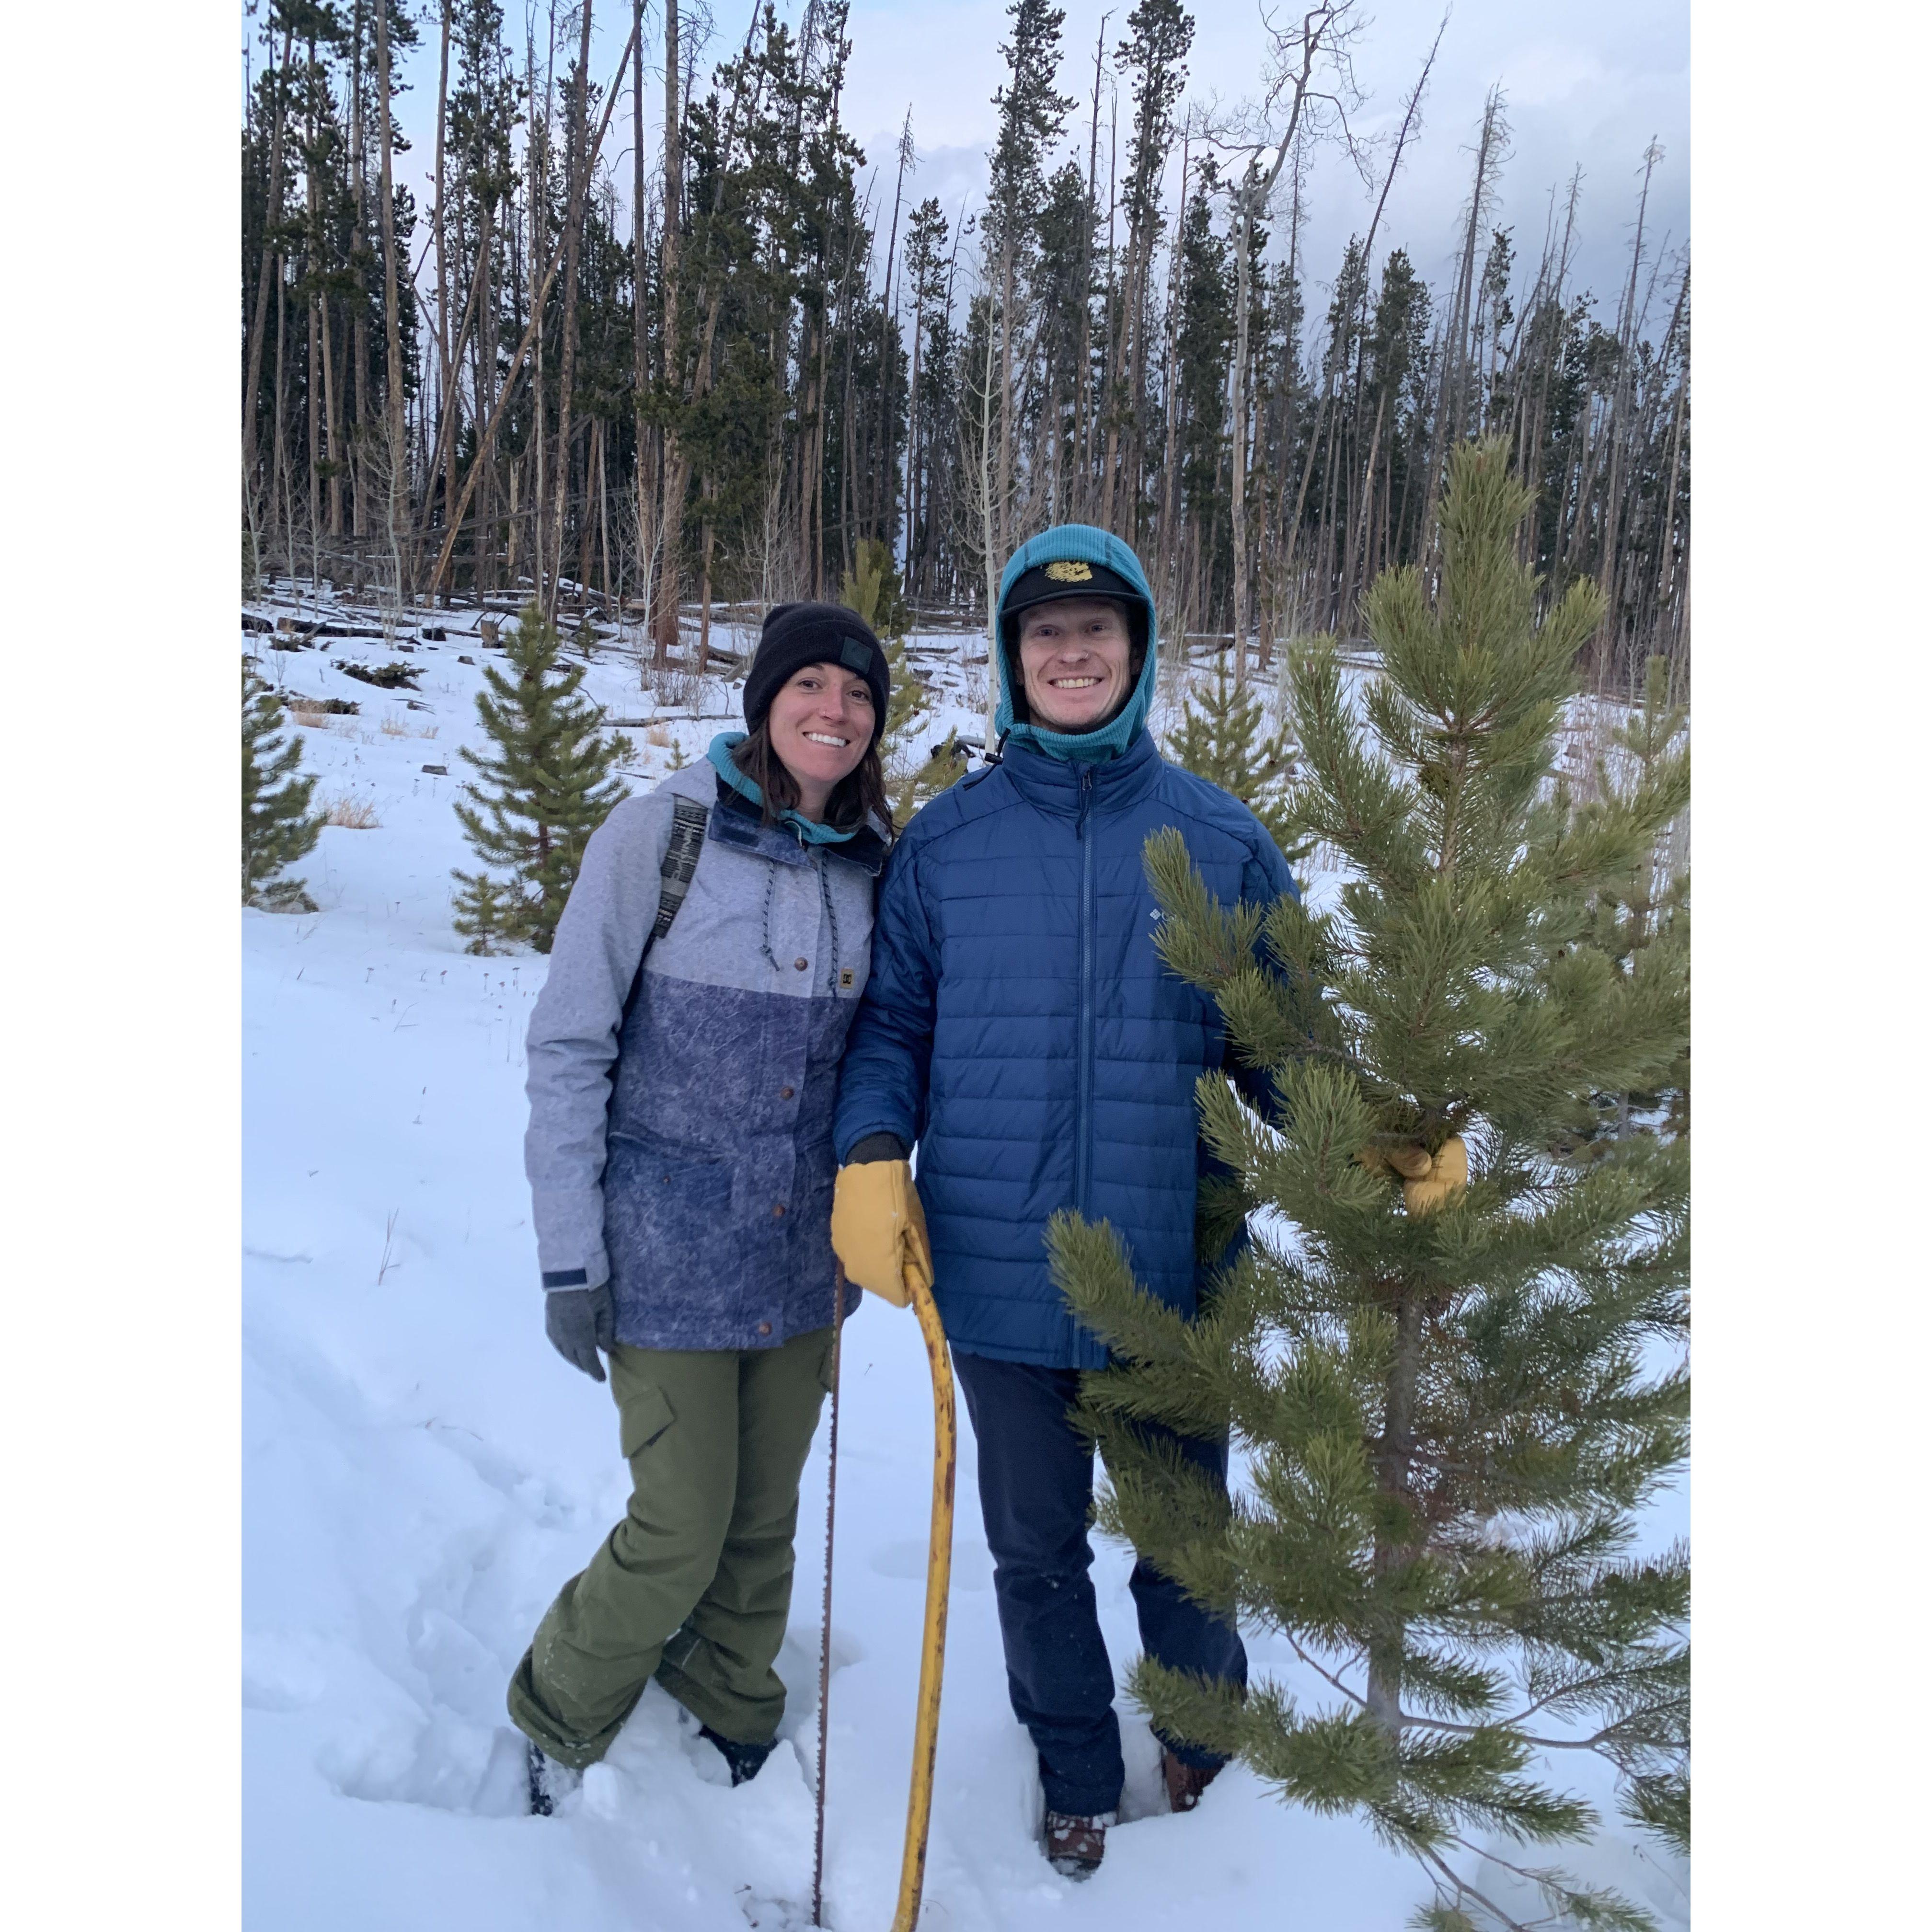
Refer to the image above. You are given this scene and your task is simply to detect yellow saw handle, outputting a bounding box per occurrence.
[889,1275,955,1932]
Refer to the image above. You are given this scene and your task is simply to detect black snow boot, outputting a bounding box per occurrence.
[1044,1809,1115,1880]
[526,1740,583,1816]
[699,1723,774,1787]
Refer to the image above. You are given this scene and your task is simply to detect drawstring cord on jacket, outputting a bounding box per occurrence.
[758,864,781,976]
[759,832,846,994]
[819,858,843,994]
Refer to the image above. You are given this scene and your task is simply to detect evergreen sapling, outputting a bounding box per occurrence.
[1553,656,1690,1148]
[452,601,632,953]
[841,536,964,828]
[242,668,324,911]
[1166,648,1311,865]
[1051,441,1690,1931]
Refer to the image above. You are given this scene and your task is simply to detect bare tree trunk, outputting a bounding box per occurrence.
[698,498,715,672]
[1074,17,1104,522]
[244,27,295,525]
[653,0,687,660]
[1340,388,1384,616]
[878,107,913,551]
[1230,191,1254,680]
[1157,136,1188,614]
[274,221,294,572]
[425,15,641,598]
[431,0,454,597]
[1421,87,1506,550]
[348,1,370,541]
[529,30,551,600]
[596,416,612,611]
[303,48,322,564]
[545,0,596,620]
[416,229,488,565]
[475,199,498,596]
[1592,138,1663,676]
[1098,105,1119,529]
[631,0,656,643]
[376,0,410,605]
[1219,5,1373,667]
[997,236,1016,560]
[320,289,344,538]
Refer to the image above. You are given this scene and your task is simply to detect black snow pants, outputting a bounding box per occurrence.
[952,1350,1248,1818]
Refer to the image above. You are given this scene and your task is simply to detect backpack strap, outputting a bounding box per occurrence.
[621,795,711,1023]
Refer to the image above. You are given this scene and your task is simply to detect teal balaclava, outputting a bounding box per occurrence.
[993,523,1160,763]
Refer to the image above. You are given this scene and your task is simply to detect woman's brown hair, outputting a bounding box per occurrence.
[730,717,894,843]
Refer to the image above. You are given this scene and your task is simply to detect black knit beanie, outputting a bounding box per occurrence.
[742,602,891,745]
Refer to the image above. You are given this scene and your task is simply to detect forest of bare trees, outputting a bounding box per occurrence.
[241,0,1689,688]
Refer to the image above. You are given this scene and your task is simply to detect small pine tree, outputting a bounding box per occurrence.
[1052,441,1690,1930]
[839,534,912,641]
[1165,650,1310,863]
[840,536,960,829]
[452,601,632,953]
[1561,657,1690,1146]
[242,668,323,911]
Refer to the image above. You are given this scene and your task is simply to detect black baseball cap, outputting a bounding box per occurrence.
[1000,558,1145,634]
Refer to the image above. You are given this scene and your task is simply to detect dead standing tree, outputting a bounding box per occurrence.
[425,16,642,603]
[1202,0,1368,682]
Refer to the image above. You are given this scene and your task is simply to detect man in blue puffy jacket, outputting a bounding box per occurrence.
[830,525,1297,1878]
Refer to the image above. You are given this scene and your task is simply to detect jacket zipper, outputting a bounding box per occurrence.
[1076,766,1095,1214]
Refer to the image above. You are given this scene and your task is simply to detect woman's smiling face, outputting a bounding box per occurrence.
[766,661,874,816]
[1016,598,1134,733]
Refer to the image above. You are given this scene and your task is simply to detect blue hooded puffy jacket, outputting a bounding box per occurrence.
[833,526,1298,1368]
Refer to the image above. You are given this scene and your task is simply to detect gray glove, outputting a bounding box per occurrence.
[545,1282,616,1381]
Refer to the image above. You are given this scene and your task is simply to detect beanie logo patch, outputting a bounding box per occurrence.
[840,635,873,673]
[1045,559,1093,583]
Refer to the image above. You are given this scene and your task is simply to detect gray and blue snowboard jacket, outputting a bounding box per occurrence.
[523,759,886,1351]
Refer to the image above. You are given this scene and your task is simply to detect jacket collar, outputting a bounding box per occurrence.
[710,775,889,877]
[998,728,1164,818]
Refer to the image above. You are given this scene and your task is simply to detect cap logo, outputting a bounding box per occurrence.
[1044,560,1093,583]
[840,635,873,673]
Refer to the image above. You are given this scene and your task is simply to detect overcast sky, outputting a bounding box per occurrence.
[368,0,1688,345]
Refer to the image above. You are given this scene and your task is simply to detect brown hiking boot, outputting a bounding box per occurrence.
[1162,1748,1224,1814]
[1044,1809,1115,1880]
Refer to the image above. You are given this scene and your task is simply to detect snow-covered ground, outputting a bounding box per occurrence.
[242,594,1688,1931]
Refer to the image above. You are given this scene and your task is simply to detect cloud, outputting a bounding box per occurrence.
[379,0,1687,339]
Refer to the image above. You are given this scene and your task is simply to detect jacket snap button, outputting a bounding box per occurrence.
[771,1201,787,1218]
[757,1322,772,1336]
[779,1085,795,1100]
[794,956,808,970]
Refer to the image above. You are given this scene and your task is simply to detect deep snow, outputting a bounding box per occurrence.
[242,597,1688,1931]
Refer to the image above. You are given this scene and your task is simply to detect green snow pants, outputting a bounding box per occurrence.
[506,1325,834,1770]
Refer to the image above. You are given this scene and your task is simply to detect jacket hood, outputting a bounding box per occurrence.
[994,524,1159,762]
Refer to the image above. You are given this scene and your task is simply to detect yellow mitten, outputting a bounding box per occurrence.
[1356,1141,1434,1180]
[1403,1135,1468,1216]
[830,1160,934,1308]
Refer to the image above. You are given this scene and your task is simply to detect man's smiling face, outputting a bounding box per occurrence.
[1015,598,1134,733]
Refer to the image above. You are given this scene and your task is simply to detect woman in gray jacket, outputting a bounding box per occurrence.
[507,602,894,1810]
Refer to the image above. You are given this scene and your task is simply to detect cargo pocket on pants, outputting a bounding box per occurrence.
[619,1381,676,1461]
